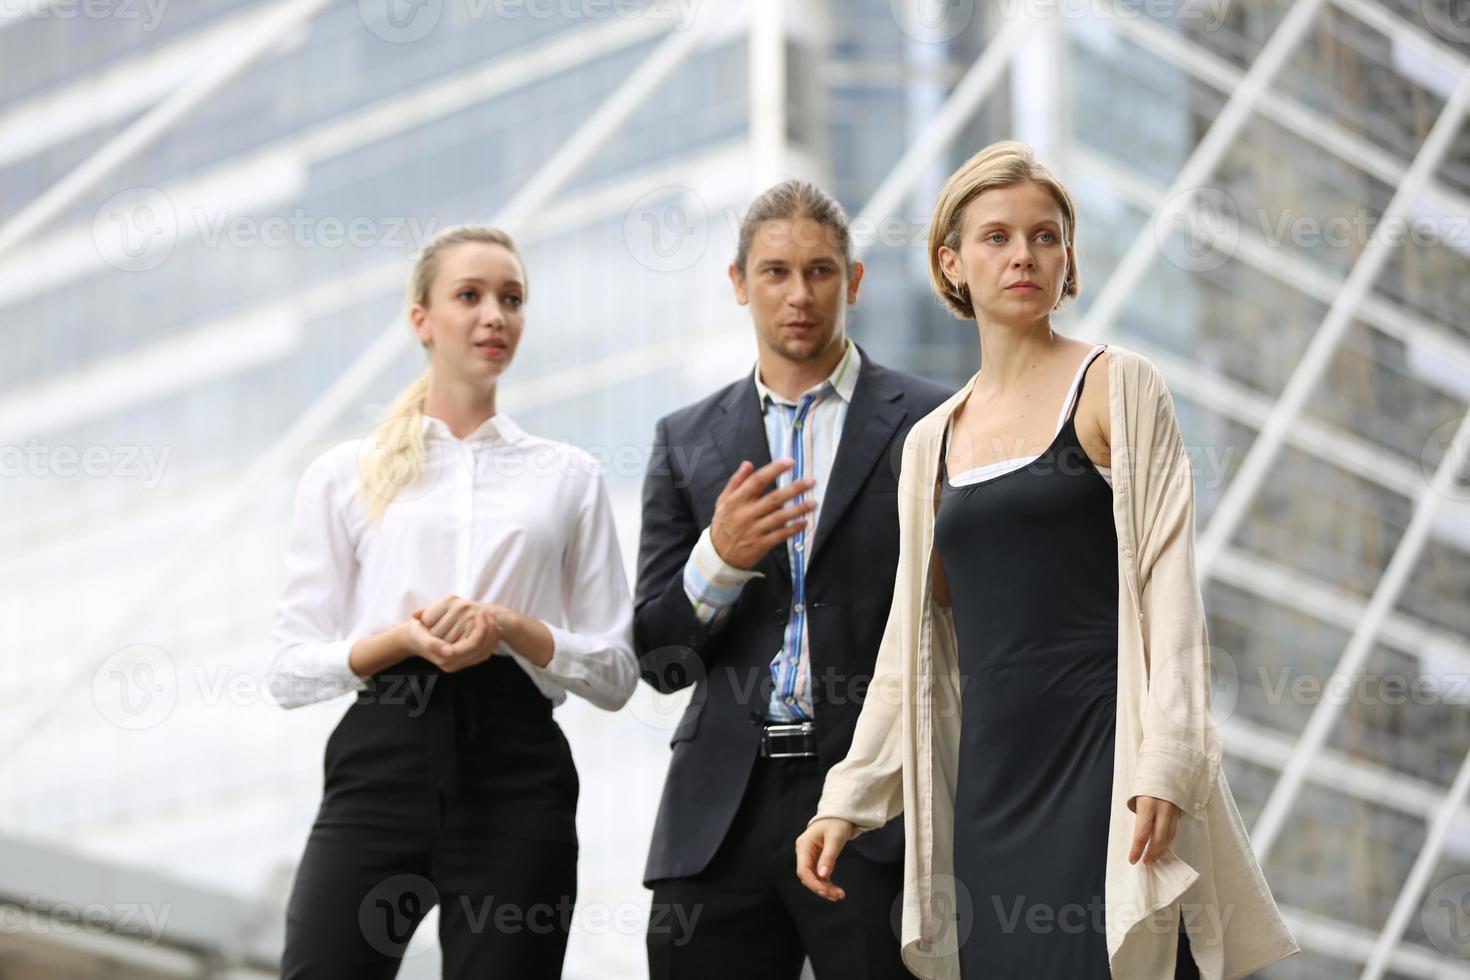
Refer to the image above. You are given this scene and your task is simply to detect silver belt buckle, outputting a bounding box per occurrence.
[763,720,816,758]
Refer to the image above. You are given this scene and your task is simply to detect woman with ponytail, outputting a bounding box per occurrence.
[269,225,638,978]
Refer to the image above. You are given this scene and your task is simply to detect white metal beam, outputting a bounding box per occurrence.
[1195,69,1470,582]
[1251,405,1470,858]
[749,0,786,190]
[1069,146,1470,505]
[1077,0,1326,341]
[853,12,1032,252]
[497,0,737,229]
[0,13,677,310]
[0,0,335,259]
[1330,0,1470,76]
[0,3,288,169]
[1281,903,1470,978]
[1361,742,1470,978]
[0,3,743,764]
[1103,9,1470,224]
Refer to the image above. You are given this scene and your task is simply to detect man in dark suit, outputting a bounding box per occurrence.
[634,179,953,979]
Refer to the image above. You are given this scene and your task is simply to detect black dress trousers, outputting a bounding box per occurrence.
[280,655,579,979]
[647,752,913,980]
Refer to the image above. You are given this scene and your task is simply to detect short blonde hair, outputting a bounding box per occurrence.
[927,140,1080,319]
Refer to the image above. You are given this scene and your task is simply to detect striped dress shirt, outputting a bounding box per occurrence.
[682,338,860,722]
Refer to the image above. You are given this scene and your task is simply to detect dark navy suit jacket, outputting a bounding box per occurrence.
[634,342,953,885]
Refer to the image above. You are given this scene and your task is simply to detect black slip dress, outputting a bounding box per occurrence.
[932,345,1198,979]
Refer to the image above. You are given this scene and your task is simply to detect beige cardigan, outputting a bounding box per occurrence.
[810,345,1299,980]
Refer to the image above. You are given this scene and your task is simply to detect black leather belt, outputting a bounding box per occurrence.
[760,721,818,758]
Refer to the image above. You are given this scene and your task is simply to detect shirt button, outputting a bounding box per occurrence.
[793,602,805,614]
[785,696,796,705]
[794,541,804,552]
[1123,548,1133,557]
[794,419,804,429]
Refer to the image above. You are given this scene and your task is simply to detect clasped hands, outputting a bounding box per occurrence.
[405,595,518,672]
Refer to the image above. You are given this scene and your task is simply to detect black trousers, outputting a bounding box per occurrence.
[647,753,913,980]
[280,657,578,979]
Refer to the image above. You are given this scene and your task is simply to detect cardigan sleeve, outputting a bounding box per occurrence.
[807,429,923,835]
[1128,362,1223,819]
[809,569,908,836]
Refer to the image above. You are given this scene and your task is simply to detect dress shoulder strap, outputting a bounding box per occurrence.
[1060,344,1107,427]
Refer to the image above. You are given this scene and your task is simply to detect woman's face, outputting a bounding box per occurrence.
[938,181,1071,327]
[410,241,526,385]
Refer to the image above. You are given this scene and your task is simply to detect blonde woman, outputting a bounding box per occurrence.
[268,225,637,978]
[795,143,1298,979]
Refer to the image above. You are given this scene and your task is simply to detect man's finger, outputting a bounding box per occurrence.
[733,458,794,501]
[717,461,753,504]
[763,474,816,505]
[753,498,817,534]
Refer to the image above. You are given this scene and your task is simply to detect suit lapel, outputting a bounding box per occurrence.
[807,355,905,569]
[710,376,792,588]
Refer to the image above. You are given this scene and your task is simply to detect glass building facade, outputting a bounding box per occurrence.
[1,0,1468,976]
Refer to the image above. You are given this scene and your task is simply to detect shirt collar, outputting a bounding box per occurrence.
[420,412,525,444]
[752,337,861,409]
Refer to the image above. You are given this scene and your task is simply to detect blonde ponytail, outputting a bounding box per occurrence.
[356,223,526,522]
[357,370,432,523]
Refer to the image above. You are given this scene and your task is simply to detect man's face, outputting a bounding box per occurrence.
[730,216,863,365]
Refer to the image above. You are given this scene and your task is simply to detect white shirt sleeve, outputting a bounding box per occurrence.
[682,525,764,627]
[536,464,639,711]
[267,450,370,709]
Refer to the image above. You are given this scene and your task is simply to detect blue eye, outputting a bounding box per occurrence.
[986,232,1006,244]
[458,289,477,302]
[1037,231,1057,243]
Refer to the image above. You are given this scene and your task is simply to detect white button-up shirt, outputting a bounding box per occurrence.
[268,412,638,711]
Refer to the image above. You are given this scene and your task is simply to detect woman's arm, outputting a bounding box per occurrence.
[267,451,373,709]
[1128,363,1223,820]
[529,461,638,711]
[802,428,928,842]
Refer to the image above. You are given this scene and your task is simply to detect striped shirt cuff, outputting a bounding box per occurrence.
[682,525,765,625]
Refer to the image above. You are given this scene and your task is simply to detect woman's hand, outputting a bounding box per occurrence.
[1129,795,1181,864]
[407,595,502,673]
[795,818,855,901]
